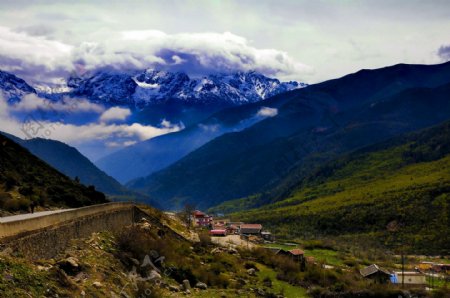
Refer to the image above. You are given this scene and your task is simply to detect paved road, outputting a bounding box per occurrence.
[0,209,73,223]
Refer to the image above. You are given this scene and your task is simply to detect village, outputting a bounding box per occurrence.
[191,209,450,292]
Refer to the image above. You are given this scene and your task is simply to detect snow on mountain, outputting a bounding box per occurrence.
[0,70,36,102]
[0,68,306,107]
[68,69,307,107]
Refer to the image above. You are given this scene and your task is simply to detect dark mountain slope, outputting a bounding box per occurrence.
[0,134,108,211]
[127,62,450,209]
[0,132,159,205]
[14,137,126,195]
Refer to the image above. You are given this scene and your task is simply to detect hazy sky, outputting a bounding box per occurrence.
[1,0,450,84]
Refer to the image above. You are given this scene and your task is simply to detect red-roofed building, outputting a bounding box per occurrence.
[209,229,227,236]
[192,210,213,227]
[240,224,262,235]
[289,249,305,256]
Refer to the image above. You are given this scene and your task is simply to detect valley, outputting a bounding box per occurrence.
[0,30,450,298]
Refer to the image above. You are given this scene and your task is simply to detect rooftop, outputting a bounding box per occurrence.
[360,264,391,277]
[289,249,305,256]
[240,224,262,229]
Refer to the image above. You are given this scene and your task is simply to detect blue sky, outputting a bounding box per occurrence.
[0,0,449,84]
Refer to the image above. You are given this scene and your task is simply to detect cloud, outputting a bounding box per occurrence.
[437,45,450,61]
[45,121,182,144]
[0,25,308,84]
[99,107,131,122]
[11,94,104,113]
[256,107,278,117]
[0,26,74,84]
[0,93,183,152]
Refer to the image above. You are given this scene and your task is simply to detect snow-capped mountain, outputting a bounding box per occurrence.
[67,69,306,107]
[0,70,36,102]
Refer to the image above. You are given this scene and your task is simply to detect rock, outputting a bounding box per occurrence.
[227,247,238,254]
[247,268,256,276]
[220,292,227,298]
[80,290,86,297]
[185,289,191,295]
[210,247,221,254]
[52,268,76,289]
[130,258,140,266]
[74,272,89,283]
[141,222,152,230]
[149,270,161,280]
[195,282,207,290]
[256,288,265,296]
[93,281,103,288]
[169,285,179,292]
[57,257,80,275]
[182,279,191,290]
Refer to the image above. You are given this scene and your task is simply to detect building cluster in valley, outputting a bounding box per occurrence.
[191,210,274,242]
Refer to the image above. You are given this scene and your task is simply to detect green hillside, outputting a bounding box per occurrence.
[0,134,108,212]
[227,121,450,254]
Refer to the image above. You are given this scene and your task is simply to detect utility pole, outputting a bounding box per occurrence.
[401,247,405,289]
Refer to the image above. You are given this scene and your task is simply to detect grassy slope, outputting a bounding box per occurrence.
[232,122,450,254]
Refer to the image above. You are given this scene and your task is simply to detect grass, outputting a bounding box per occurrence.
[304,249,343,267]
[255,263,309,298]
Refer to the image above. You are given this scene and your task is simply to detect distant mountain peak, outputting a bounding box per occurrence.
[0,70,36,102]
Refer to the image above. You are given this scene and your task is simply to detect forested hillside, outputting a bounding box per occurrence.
[226,121,450,254]
[0,134,108,212]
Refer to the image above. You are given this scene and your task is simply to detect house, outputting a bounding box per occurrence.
[226,224,239,235]
[209,229,227,236]
[240,224,262,235]
[360,264,392,284]
[213,219,230,225]
[261,231,275,242]
[393,271,426,286]
[288,249,305,262]
[193,210,213,227]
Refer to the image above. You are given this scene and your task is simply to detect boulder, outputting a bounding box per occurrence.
[195,282,207,290]
[93,281,103,288]
[149,270,161,280]
[169,285,179,292]
[182,279,191,290]
[57,257,80,275]
[247,268,256,276]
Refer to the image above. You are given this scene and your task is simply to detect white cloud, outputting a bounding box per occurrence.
[0,93,183,154]
[256,106,278,117]
[0,26,74,84]
[11,94,104,113]
[46,121,182,144]
[99,106,131,122]
[0,25,309,84]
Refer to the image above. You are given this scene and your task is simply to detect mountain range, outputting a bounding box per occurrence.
[127,61,450,209]
[67,69,305,107]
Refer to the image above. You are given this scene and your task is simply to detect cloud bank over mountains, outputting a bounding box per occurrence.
[0,92,183,159]
[0,26,309,85]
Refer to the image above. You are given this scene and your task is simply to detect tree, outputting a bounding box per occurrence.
[180,203,195,230]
